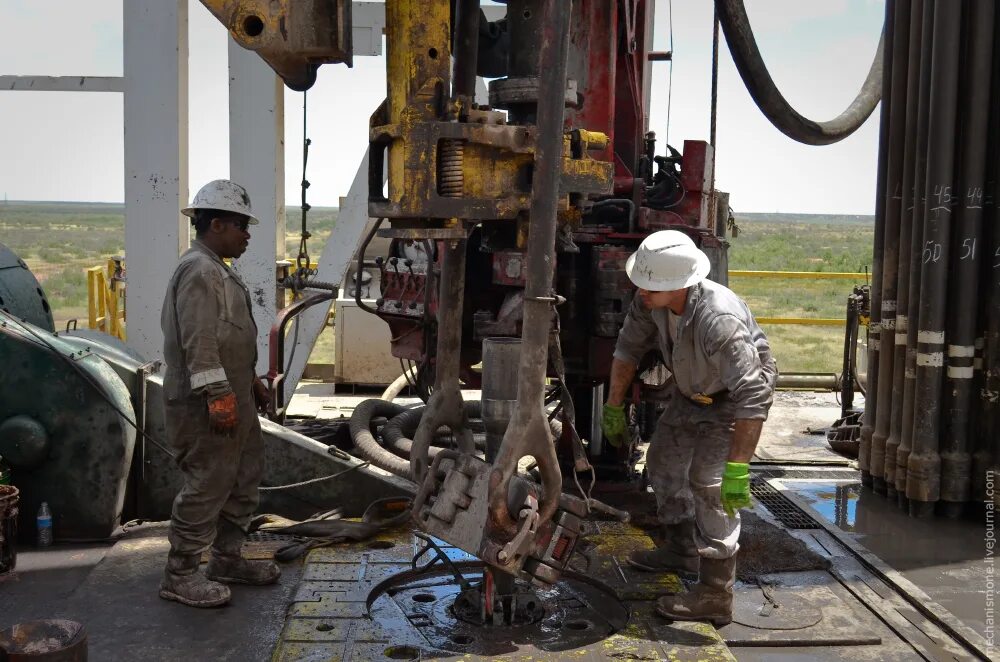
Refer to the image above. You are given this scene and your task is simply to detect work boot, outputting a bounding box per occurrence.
[205,518,280,586]
[655,555,737,627]
[159,552,231,608]
[626,520,699,579]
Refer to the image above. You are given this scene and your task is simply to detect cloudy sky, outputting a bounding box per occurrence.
[0,0,884,214]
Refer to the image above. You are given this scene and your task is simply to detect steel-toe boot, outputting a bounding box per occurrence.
[159,552,231,608]
[655,555,737,626]
[626,520,699,579]
[205,518,280,586]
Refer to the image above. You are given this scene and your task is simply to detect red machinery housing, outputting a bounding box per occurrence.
[371,0,730,477]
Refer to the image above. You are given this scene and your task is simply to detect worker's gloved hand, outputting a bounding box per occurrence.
[601,403,627,448]
[208,392,239,435]
[252,377,271,415]
[721,462,751,517]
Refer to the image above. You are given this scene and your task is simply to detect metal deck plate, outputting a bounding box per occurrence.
[273,523,736,661]
[721,571,886,647]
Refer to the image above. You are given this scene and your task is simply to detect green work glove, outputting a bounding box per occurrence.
[721,462,751,517]
[601,403,627,448]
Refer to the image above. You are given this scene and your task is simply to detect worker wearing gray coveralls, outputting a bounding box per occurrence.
[158,179,280,608]
[601,230,776,626]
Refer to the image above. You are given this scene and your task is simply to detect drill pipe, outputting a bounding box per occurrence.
[860,0,895,484]
[907,0,964,517]
[972,5,1000,502]
[939,0,995,515]
[896,1,935,506]
[870,0,909,493]
[885,0,921,496]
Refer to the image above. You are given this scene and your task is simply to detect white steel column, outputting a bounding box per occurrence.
[123,0,189,361]
[228,39,286,375]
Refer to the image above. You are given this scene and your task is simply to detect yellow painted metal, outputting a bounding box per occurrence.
[729,270,870,327]
[757,317,845,327]
[86,258,126,340]
[729,270,869,280]
[385,0,451,206]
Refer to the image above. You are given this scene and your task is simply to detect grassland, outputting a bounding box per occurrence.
[727,214,874,373]
[0,203,873,374]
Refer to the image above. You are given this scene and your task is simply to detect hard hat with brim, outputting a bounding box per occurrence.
[625,230,711,291]
[182,179,259,225]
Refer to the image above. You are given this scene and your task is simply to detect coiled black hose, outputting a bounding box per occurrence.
[715,0,883,145]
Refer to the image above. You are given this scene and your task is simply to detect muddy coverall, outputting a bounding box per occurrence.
[614,279,776,560]
[161,240,263,558]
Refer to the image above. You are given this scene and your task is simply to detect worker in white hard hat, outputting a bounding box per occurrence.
[601,229,776,626]
[158,179,279,608]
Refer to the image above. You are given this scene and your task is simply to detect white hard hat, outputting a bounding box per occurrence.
[181,179,259,225]
[625,230,711,291]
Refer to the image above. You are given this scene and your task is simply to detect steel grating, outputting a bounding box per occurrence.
[755,468,860,480]
[750,479,821,529]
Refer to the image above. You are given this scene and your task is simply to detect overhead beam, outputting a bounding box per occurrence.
[0,76,124,93]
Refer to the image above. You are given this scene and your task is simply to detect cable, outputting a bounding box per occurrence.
[710,4,719,147]
[666,0,674,143]
[259,461,370,492]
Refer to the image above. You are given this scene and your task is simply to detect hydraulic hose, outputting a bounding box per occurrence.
[349,399,410,477]
[715,0,884,145]
[350,397,565,481]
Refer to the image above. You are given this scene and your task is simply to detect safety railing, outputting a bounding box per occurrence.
[728,270,869,327]
[86,257,126,340]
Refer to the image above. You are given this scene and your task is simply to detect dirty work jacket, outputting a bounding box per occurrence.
[161,240,258,402]
[613,279,777,420]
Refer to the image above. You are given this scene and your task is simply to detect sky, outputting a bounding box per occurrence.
[0,0,885,214]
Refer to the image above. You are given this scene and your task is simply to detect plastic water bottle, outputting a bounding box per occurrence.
[36,502,53,547]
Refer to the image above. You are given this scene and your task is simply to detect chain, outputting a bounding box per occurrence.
[295,90,313,288]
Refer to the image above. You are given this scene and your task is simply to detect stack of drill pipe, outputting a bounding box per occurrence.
[973,2,1000,505]
[862,0,1000,516]
[860,0,894,486]
[869,0,909,495]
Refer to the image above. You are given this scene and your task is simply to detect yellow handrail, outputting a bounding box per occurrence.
[729,270,868,327]
[86,258,126,340]
[729,270,869,281]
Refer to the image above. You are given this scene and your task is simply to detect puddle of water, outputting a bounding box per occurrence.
[788,481,862,531]
[777,478,991,640]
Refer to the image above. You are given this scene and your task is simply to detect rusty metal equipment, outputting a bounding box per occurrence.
[0,620,88,662]
[198,0,352,90]
[0,484,18,577]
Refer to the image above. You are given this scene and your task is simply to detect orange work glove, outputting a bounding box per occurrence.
[208,392,239,435]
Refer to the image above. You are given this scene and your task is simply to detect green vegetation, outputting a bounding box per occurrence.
[727,215,874,373]
[0,203,873,375]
